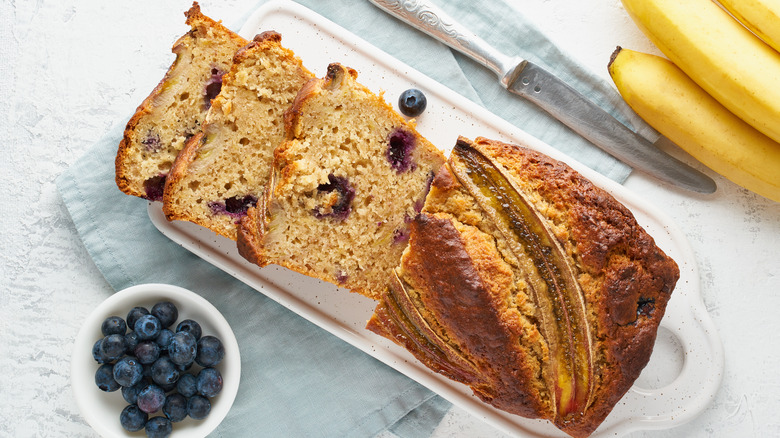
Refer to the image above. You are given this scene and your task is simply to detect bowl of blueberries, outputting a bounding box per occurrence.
[71,283,240,438]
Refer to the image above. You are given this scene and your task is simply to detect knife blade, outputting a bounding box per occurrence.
[369,0,717,194]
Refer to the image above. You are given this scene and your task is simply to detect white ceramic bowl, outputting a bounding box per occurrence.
[71,283,241,437]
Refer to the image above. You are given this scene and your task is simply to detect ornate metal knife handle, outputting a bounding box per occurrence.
[369,0,524,87]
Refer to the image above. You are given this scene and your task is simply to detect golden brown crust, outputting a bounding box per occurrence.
[369,136,679,437]
[397,212,549,418]
[236,205,266,265]
[115,2,247,199]
[470,137,678,437]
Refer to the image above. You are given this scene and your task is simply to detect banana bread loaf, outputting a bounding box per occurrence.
[115,2,247,201]
[237,63,446,300]
[162,32,313,240]
[367,136,679,437]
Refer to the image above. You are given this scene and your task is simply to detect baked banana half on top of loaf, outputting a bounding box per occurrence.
[162,31,314,240]
[367,136,679,437]
[115,2,247,201]
[237,63,446,300]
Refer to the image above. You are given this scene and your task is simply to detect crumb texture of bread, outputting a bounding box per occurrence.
[367,136,679,437]
[115,2,247,201]
[162,31,313,240]
[238,63,446,300]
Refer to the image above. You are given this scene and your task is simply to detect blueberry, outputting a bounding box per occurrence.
[150,356,180,387]
[225,194,257,215]
[144,416,173,438]
[168,331,197,366]
[122,380,148,404]
[386,128,417,173]
[135,314,162,341]
[187,395,211,420]
[100,334,127,361]
[196,367,223,398]
[125,331,140,353]
[135,341,161,365]
[119,404,148,432]
[204,68,225,109]
[137,384,166,414]
[156,329,174,352]
[195,335,225,367]
[176,373,198,398]
[92,339,109,364]
[392,227,410,244]
[141,131,162,153]
[127,306,150,329]
[113,356,144,387]
[95,363,120,392]
[143,175,166,202]
[175,319,202,341]
[312,174,355,221]
[398,88,427,117]
[101,316,127,336]
[151,301,178,328]
[163,393,188,422]
[335,269,349,285]
[209,194,258,219]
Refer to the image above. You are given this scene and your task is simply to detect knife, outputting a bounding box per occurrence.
[369,0,717,194]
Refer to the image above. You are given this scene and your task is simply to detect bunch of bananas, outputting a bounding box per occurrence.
[610,0,780,202]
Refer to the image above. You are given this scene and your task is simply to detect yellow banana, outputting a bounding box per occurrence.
[620,0,780,144]
[718,0,780,53]
[608,47,780,203]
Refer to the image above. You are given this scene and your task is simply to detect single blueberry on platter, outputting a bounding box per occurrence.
[398,88,427,117]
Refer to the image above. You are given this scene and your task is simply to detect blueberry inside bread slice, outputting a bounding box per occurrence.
[367,137,680,437]
[237,63,446,300]
[162,32,314,240]
[115,2,247,201]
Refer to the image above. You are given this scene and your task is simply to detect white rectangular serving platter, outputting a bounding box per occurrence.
[149,1,724,436]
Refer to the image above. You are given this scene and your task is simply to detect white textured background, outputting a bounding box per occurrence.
[2,0,779,437]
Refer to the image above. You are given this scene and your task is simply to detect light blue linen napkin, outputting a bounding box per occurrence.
[58,1,647,436]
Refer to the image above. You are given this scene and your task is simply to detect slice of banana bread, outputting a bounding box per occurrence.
[367,137,680,437]
[162,32,314,240]
[237,63,446,300]
[115,2,247,201]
